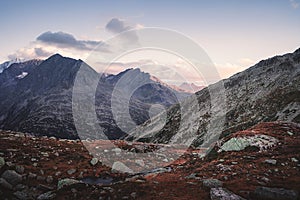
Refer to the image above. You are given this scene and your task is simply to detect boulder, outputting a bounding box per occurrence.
[0,157,5,170]
[37,191,56,200]
[210,187,245,200]
[15,165,25,174]
[13,190,28,200]
[264,159,277,165]
[0,177,13,190]
[203,179,223,188]
[112,161,133,173]
[67,168,76,175]
[90,158,98,166]
[1,170,22,186]
[252,187,298,200]
[57,178,81,190]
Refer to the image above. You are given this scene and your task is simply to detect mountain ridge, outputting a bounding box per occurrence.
[0,54,189,139]
[127,47,300,147]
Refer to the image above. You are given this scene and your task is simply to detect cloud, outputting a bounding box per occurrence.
[36,31,109,52]
[106,18,142,33]
[106,18,131,33]
[8,47,37,60]
[290,0,299,8]
[214,58,256,79]
[105,18,142,44]
[34,47,52,57]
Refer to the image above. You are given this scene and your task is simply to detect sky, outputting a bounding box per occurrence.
[0,0,300,85]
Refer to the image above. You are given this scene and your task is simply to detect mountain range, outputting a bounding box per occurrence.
[0,48,299,144]
[0,54,189,139]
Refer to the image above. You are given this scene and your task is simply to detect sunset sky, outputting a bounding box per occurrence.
[1,0,300,84]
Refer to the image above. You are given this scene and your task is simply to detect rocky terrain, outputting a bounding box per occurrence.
[0,121,299,199]
[128,48,300,147]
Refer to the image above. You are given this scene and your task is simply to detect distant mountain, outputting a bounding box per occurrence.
[127,48,300,147]
[0,54,189,139]
[0,59,42,86]
[0,58,24,73]
[178,82,205,93]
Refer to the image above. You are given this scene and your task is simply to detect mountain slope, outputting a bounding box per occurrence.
[127,48,300,147]
[0,58,24,73]
[0,121,299,199]
[0,54,189,139]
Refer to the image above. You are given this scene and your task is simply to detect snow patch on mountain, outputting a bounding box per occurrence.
[16,72,28,79]
[0,58,24,73]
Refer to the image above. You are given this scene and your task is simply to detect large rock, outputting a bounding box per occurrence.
[37,191,56,200]
[57,178,81,190]
[219,135,278,152]
[203,179,223,188]
[1,170,22,186]
[13,190,28,200]
[264,159,277,165]
[210,187,245,200]
[252,187,298,200]
[15,165,25,174]
[90,158,98,166]
[0,177,13,190]
[111,161,133,173]
[0,157,5,170]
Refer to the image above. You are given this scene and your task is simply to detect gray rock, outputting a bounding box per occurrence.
[185,173,201,180]
[57,178,80,190]
[111,161,133,173]
[210,187,245,200]
[103,186,114,193]
[37,176,46,181]
[1,170,22,186]
[90,158,98,166]
[6,161,15,168]
[203,179,223,188]
[0,177,13,190]
[37,191,56,200]
[46,176,53,183]
[15,184,27,191]
[0,157,5,170]
[264,159,277,165]
[78,171,84,179]
[15,165,25,174]
[291,157,298,163]
[67,168,76,175]
[252,187,298,200]
[28,172,37,179]
[13,190,28,200]
[130,192,137,198]
[55,171,62,176]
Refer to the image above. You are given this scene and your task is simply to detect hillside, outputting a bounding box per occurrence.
[0,122,299,199]
[128,48,300,148]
